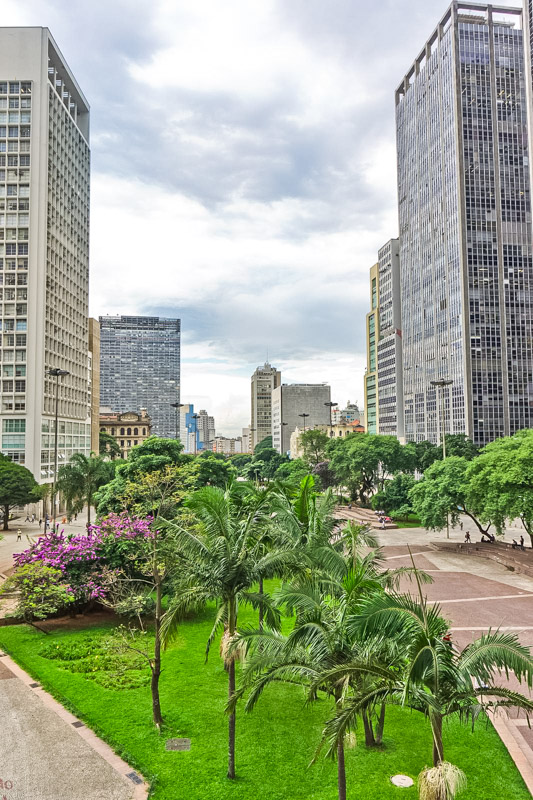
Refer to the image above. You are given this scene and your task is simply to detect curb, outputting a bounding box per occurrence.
[488,710,533,795]
[0,651,150,799]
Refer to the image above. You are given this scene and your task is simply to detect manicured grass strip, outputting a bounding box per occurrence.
[0,607,529,800]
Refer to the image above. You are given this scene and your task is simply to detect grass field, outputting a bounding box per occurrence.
[0,598,529,800]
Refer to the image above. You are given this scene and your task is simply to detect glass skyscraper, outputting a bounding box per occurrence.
[99,315,180,438]
[396,2,533,446]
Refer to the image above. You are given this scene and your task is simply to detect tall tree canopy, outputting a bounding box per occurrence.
[0,459,40,530]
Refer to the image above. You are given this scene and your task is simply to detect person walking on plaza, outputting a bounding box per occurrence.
[38,518,42,529]
[464,531,471,543]
[520,535,525,551]
[16,528,22,541]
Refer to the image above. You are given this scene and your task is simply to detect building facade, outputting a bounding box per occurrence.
[271,383,331,455]
[290,421,364,460]
[250,362,281,451]
[88,318,100,454]
[196,408,215,451]
[364,263,379,434]
[212,436,243,454]
[396,2,533,446]
[99,409,151,459]
[99,315,180,439]
[0,28,91,481]
[179,403,199,454]
[377,239,404,440]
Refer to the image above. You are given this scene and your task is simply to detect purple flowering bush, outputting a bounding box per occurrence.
[13,513,155,611]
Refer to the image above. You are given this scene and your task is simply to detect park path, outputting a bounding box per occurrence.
[0,649,148,800]
[377,535,533,795]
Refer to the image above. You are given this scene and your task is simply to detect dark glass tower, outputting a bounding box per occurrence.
[396,2,533,446]
[99,316,180,438]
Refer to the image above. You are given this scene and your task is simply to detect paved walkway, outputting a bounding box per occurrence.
[376,533,533,794]
[0,651,148,800]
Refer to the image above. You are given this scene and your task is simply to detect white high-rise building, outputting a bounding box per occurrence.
[0,28,91,480]
[250,362,281,451]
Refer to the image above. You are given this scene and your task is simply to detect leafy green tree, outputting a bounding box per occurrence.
[300,428,329,467]
[254,435,272,454]
[327,434,405,503]
[372,473,416,518]
[274,458,310,485]
[445,434,478,461]
[227,454,252,474]
[196,452,236,487]
[57,453,113,525]
[466,430,533,546]
[324,585,533,774]
[312,460,336,490]
[1,562,74,625]
[124,436,189,479]
[403,440,441,474]
[162,484,296,780]
[409,456,492,537]
[99,431,121,460]
[0,460,40,530]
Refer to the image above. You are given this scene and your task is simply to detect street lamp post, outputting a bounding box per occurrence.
[170,402,184,442]
[192,413,200,455]
[430,378,453,538]
[298,413,309,433]
[46,368,70,529]
[324,401,338,438]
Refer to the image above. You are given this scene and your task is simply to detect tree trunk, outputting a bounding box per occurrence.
[375,702,386,745]
[151,578,163,729]
[362,709,376,747]
[431,712,444,767]
[86,494,91,527]
[258,576,264,631]
[227,596,237,779]
[3,504,9,531]
[337,738,347,800]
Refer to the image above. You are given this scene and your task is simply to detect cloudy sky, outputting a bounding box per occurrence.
[5,0,520,435]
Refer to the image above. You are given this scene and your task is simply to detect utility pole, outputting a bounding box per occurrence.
[324,401,338,438]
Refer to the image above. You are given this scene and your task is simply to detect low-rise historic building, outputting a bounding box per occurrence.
[99,408,151,458]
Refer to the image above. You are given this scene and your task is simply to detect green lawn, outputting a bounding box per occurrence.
[0,601,529,800]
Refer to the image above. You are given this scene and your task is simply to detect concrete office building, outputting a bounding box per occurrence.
[0,29,91,480]
[213,436,243,454]
[88,318,100,454]
[376,239,404,440]
[99,315,180,438]
[271,383,331,455]
[99,408,151,459]
[396,3,533,446]
[364,263,379,434]
[250,362,281,450]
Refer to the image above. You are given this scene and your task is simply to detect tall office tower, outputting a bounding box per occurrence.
[271,383,331,455]
[196,408,215,451]
[250,362,281,451]
[0,29,91,480]
[99,315,180,438]
[364,263,379,434]
[396,3,533,446]
[377,239,404,440]
[525,0,533,192]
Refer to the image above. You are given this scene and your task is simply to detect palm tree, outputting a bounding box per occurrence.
[161,483,297,779]
[232,546,423,800]
[318,576,533,797]
[57,453,113,525]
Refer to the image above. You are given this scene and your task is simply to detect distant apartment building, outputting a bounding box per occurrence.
[0,29,91,481]
[332,401,365,427]
[271,383,331,455]
[99,408,151,459]
[213,436,243,455]
[99,315,180,438]
[250,362,281,450]
[376,239,404,441]
[364,263,379,434]
[241,427,251,453]
[396,3,533,446]
[179,403,199,454]
[290,420,364,459]
[196,408,215,451]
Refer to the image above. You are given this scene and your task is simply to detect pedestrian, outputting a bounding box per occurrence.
[520,535,525,551]
[464,531,471,543]
[31,513,35,523]
[16,528,21,541]
[74,513,78,521]
[459,521,463,531]
[38,518,42,529]
[25,514,30,522]
[62,516,66,525]
[381,518,385,530]
[512,539,518,549]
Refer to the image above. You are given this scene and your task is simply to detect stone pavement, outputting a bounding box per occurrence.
[0,650,148,800]
[377,532,533,795]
